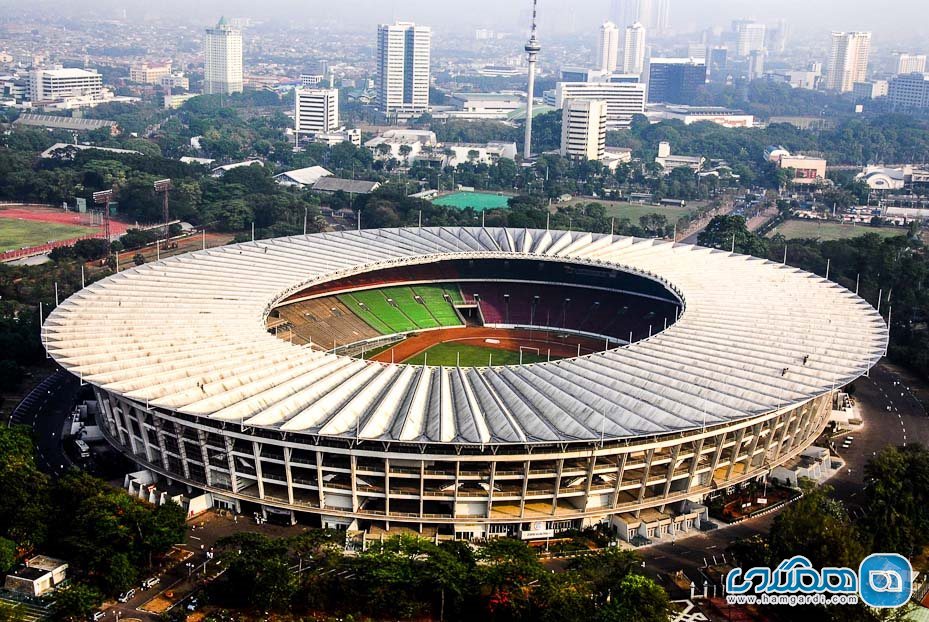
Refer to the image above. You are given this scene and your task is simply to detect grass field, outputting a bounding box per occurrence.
[0,219,94,252]
[403,342,548,367]
[765,219,906,241]
[433,192,512,212]
[591,201,691,224]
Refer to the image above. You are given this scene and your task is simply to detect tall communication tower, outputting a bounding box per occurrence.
[523,0,542,158]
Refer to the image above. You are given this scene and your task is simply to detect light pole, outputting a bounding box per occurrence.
[154,178,172,253]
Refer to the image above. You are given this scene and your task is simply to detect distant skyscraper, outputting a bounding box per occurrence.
[708,47,728,79]
[767,20,789,54]
[294,88,339,140]
[825,32,871,93]
[896,53,927,75]
[598,22,620,73]
[523,0,541,157]
[622,22,647,76]
[376,21,431,116]
[748,50,766,81]
[733,20,766,58]
[560,99,607,161]
[611,0,669,32]
[647,58,707,104]
[204,17,243,95]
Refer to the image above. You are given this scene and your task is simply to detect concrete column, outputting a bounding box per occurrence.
[684,438,705,493]
[582,455,598,511]
[551,458,564,516]
[173,421,191,480]
[486,462,497,519]
[223,436,239,493]
[316,450,327,509]
[661,443,682,499]
[724,427,747,480]
[519,461,531,518]
[285,447,295,506]
[196,429,213,487]
[610,452,628,508]
[252,442,265,500]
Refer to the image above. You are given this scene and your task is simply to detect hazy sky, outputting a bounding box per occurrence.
[5,0,929,41]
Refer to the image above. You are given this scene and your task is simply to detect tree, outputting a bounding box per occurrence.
[596,574,670,622]
[213,533,296,611]
[768,486,867,570]
[133,253,145,266]
[48,583,102,622]
[0,536,16,573]
[698,215,769,256]
[861,445,929,557]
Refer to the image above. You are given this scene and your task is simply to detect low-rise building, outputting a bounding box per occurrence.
[646,104,753,128]
[313,129,362,147]
[3,556,68,597]
[655,141,704,172]
[312,177,380,195]
[13,113,118,135]
[129,61,172,84]
[553,81,647,128]
[160,72,190,90]
[852,80,888,100]
[274,166,333,187]
[420,142,518,168]
[211,160,264,177]
[365,129,437,164]
[28,67,103,104]
[777,154,827,185]
[446,92,525,120]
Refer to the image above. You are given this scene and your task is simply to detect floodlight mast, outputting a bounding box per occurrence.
[154,179,173,252]
[92,189,114,256]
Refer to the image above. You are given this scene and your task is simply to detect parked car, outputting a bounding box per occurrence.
[118,589,136,603]
[141,576,160,590]
[91,612,106,621]
[186,598,199,612]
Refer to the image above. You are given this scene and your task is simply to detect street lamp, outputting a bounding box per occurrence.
[154,179,173,252]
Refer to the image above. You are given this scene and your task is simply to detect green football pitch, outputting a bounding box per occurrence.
[0,219,94,252]
[432,192,512,212]
[402,342,549,367]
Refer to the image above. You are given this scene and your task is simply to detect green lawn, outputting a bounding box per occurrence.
[403,342,549,367]
[765,219,906,241]
[432,192,512,212]
[595,202,691,224]
[0,219,94,252]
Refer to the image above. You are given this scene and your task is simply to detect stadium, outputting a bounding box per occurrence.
[43,227,887,541]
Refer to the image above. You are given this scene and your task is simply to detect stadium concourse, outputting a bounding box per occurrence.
[43,227,887,542]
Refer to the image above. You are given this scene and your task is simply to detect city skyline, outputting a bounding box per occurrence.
[1,0,928,40]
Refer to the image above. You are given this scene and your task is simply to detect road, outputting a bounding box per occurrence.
[8,369,78,476]
[639,360,929,583]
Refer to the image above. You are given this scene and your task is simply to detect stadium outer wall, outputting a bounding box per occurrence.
[95,385,832,541]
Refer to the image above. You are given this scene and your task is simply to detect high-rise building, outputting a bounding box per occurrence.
[295,88,339,141]
[376,21,431,116]
[888,73,929,110]
[622,22,647,76]
[554,81,646,127]
[767,20,789,54]
[28,68,103,103]
[204,17,243,95]
[748,50,766,81]
[733,20,766,58]
[647,58,706,104]
[598,22,620,73]
[707,47,728,79]
[896,53,927,75]
[560,99,607,161]
[825,32,871,93]
[611,0,669,32]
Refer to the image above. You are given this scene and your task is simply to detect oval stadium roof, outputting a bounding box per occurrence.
[43,228,887,446]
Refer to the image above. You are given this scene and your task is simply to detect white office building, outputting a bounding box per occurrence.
[825,32,871,93]
[28,68,103,103]
[622,23,647,76]
[554,81,646,128]
[598,22,620,73]
[896,54,927,75]
[561,99,607,161]
[376,21,431,116]
[204,17,243,95]
[294,88,339,139]
[734,20,766,58]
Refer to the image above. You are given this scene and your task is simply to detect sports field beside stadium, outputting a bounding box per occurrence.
[432,192,512,212]
[402,342,548,366]
[0,219,95,252]
[765,219,905,241]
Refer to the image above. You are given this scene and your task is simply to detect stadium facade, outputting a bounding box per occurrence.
[43,228,887,541]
